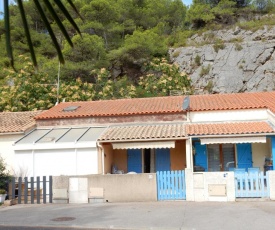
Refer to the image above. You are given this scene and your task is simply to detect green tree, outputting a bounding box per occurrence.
[187,2,215,28]
[80,0,121,49]
[63,33,106,63]
[211,0,236,23]
[109,29,167,66]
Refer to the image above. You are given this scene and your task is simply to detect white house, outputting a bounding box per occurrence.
[0,111,43,175]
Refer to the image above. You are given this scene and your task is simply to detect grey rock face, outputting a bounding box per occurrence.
[169,37,275,94]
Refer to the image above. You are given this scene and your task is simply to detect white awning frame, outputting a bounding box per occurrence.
[112,141,175,149]
[200,136,266,145]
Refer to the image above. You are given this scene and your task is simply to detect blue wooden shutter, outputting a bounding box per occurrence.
[194,142,208,171]
[155,148,170,171]
[127,149,142,173]
[237,143,252,171]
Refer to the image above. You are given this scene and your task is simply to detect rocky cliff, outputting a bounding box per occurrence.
[169,26,275,94]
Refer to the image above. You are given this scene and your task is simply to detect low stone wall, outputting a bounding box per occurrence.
[88,173,157,202]
[186,170,235,202]
[52,173,157,203]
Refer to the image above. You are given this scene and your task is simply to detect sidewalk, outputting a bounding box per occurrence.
[0,201,275,230]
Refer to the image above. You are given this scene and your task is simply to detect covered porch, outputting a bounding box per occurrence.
[185,121,275,201]
[98,123,188,174]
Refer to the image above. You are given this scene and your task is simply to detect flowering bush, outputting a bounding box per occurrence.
[92,68,137,100]
[136,58,192,97]
[0,57,192,112]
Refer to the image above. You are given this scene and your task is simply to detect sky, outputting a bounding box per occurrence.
[183,0,193,6]
[0,1,3,19]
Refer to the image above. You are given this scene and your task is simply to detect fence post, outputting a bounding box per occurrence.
[43,176,46,204]
[24,177,28,204]
[18,177,22,204]
[49,176,53,203]
[37,177,40,204]
[30,177,34,204]
[11,177,15,200]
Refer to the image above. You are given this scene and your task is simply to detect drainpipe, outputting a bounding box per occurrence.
[97,142,105,175]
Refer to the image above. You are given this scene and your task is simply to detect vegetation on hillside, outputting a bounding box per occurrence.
[0,0,274,112]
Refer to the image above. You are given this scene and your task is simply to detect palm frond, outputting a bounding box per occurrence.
[43,0,73,47]
[4,0,14,69]
[54,0,82,36]
[4,0,82,69]
[66,0,84,21]
[17,0,38,69]
[33,0,64,64]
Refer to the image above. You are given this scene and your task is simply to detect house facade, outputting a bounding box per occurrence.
[19,97,188,176]
[183,92,275,201]
[11,91,275,202]
[0,111,43,175]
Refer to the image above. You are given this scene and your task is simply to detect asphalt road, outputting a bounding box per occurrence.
[1,201,275,230]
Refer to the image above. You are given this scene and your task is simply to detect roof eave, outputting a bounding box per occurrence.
[98,137,188,143]
[188,132,274,139]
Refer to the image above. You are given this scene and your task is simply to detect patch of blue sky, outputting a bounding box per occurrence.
[0,1,3,20]
[183,0,193,6]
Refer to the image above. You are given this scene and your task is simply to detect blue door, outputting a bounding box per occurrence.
[155,149,170,171]
[237,143,252,171]
[127,149,142,173]
[194,142,208,171]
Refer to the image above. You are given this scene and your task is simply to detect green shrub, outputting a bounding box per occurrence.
[0,156,11,190]
[235,43,243,51]
[172,50,181,58]
[200,64,211,77]
[205,80,213,93]
[194,55,201,66]
[213,39,225,52]
[229,37,244,43]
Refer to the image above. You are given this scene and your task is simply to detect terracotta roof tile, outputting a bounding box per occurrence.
[189,92,275,112]
[35,91,275,120]
[36,96,184,120]
[0,111,43,134]
[99,123,186,141]
[186,121,274,136]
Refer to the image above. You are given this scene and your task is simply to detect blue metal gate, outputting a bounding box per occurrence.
[157,170,186,200]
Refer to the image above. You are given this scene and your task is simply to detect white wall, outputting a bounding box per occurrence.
[14,148,98,177]
[0,134,22,173]
[252,141,271,171]
[14,150,33,177]
[186,171,235,202]
[269,171,275,200]
[76,148,98,175]
[190,109,267,123]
